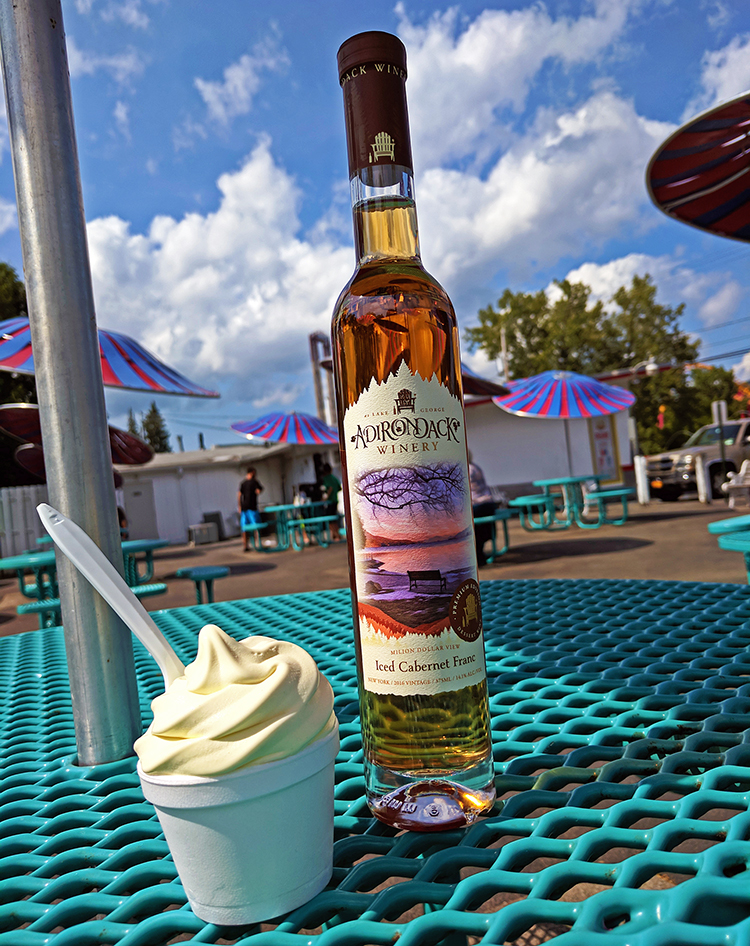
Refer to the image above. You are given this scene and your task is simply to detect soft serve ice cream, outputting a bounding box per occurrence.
[135,625,336,777]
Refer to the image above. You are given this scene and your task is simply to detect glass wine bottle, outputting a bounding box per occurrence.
[331,31,495,831]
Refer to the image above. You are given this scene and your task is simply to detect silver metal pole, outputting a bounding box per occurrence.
[0,0,141,763]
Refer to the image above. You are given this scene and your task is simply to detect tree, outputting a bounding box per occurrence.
[465,274,699,378]
[465,273,733,456]
[141,402,172,453]
[126,409,140,437]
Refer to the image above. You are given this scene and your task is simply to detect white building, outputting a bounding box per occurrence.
[465,397,632,496]
[116,442,338,544]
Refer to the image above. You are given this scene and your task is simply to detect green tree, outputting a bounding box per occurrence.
[141,402,171,453]
[126,408,140,437]
[632,365,738,456]
[465,273,729,456]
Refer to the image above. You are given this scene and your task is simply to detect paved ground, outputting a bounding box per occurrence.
[0,497,744,637]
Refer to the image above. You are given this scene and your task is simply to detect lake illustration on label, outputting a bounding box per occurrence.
[343,365,486,694]
[353,460,475,635]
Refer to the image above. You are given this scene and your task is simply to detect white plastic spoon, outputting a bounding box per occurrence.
[37,503,185,687]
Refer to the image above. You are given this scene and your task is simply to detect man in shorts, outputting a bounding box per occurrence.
[238,466,264,551]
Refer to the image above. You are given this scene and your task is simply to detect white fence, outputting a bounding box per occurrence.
[0,484,48,557]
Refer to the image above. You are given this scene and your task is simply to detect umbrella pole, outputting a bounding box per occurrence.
[0,0,141,763]
[564,420,573,476]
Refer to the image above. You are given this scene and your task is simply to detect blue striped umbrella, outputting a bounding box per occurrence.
[231,411,338,445]
[493,370,635,419]
[0,316,219,397]
[647,91,750,242]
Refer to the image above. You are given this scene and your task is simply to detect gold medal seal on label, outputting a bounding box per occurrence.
[449,579,482,642]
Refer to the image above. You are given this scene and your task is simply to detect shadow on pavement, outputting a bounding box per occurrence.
[499,537,652,564]
[214,562,277,577]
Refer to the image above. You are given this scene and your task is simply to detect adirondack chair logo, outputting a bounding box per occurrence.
[370,131,395,163]
[450,579,482,642]
[394,389,416,414]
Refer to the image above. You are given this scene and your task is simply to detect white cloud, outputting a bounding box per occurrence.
[698,280,743,325]
[67,36,145,85]
[561,253,743,327]
[0,197,16,236]
[417,90,672,284]
[397,0,641,169]
[102,1,150,29]
[195,40,289,127]
[113,101,130,140]
[87,138,352,404]
[75,0,159,27]
[684,33,750,117]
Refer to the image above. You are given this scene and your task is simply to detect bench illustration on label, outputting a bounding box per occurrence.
[342,362,486,697]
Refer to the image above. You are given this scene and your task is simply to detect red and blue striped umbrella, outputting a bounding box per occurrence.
[231,411,338,445]
[647,91,750,242]
[0,316,219,397]
[493,370,635,418]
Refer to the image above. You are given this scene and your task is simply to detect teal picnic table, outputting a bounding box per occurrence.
[0,539,169,628]
[5,578,750,943]
[263,502,331,551]
[121,538,170,585]
[532,475,634,529]
[0,547,58,600]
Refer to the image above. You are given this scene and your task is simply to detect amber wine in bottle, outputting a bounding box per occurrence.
[332,31,495,831]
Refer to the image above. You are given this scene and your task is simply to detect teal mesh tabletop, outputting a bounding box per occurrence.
[5,578,750,944]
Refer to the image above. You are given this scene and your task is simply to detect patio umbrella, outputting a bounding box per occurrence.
[494,370,635,418]
[0,316,219,397]
[647,91,750,242]
[231,411,338,445]
[493,370,635,473]
[14,442,124,488]
[0,403,154,465]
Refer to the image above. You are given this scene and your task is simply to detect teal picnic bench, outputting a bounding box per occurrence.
[175,565,229,604]
[289,514,340,549]
[508,493,560,531]
[18,582,167,629]
[707,513,750,536]
[578,486,635,528]
[472,508,512,562]
[240,520,269,551]
[716,532,750,583]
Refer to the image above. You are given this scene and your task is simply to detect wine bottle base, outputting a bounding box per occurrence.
[368,778,496,831]
[365,756,496,831]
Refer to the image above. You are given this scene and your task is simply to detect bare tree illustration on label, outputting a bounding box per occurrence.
[343,363,486,697]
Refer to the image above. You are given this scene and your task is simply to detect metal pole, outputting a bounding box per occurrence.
[0,0,141,763]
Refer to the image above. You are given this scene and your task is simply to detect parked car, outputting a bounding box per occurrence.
[646,421,750,501]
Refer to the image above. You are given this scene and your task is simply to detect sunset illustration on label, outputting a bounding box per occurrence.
[343,364,485,696]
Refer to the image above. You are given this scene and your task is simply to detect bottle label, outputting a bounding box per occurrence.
[342,362,486,696]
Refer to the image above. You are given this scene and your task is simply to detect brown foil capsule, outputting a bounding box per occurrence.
[337,31,413,183]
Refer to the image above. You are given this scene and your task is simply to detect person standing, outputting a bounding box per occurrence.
[320,462,342,541]
[238,466,264,551]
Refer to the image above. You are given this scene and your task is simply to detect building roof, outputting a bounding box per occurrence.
[115,440,323,475]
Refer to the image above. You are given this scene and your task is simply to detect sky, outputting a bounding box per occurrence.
[0,0,749,450]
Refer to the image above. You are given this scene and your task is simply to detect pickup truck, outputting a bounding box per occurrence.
[646,420,750,501]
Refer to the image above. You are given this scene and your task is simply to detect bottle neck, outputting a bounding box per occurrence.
[351,165,420,264]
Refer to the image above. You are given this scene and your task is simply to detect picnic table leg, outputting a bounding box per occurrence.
[203,579,215,604]
[289,518,306,551]
[604,495,630,526]
[486,517,509,564]
[743,552,750,585]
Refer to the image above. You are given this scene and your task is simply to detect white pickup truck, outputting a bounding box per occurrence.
[646,420,750,501]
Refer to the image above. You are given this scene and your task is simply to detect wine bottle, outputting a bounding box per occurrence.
[331,31,495,831]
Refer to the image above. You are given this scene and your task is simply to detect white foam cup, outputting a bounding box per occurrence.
[137,721,339,925]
